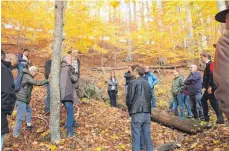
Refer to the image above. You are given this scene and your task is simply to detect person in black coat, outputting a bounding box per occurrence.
[1,52,18,149]
[126,66,153,151]
[200,52,224,124]
[124,66,133,95]
[44,58,51,113]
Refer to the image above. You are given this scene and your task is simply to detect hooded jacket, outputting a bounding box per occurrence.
[171,75,185,96]
[214,30,229,119]
[60,61,78,103]
[16,69,48,104]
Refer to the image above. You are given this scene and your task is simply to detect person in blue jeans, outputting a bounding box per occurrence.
[144,66,159,108]
[126,66,153,151]
[13,66,48,137]
[171,70,185,118]
[60,56,78,137]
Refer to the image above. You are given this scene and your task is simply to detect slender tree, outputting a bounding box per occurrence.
[50,0,67,142]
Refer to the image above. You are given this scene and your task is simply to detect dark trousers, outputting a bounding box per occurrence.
[108,90,117,107]
[201,91,223,121]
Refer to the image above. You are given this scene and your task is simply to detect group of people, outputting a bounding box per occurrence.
[1,48,81,149]
[169,52,224,124]
[2,7,229,151]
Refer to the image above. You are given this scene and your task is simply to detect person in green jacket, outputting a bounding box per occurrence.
[13,66,48,137]
[171,69,185,118]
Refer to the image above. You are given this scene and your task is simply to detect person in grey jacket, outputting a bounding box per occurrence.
[60,55,78,137]
[13,66,48,137]
[108,72,118,107]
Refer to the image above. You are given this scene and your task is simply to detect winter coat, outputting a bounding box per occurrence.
[145,72,159,89]
[214,30,229,119]
[60,61,78,103]
[184,71,202,96]
[44,59,51,79]
[124,72,133,85]
[202,61,217,91]
[126,77,152,115]
[1,60,17,134]
[16,69,48,104]
[108,78,118,92]
[171,75,185,96]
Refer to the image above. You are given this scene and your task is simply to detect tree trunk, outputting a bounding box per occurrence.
[125,2,133,62]
[151,109,208,134]
[156,0,163,31]
[133,1,137,22]
[141,0,145,29]
[217,0,226,34]
[50,1,66,142]
[185,0,194,63]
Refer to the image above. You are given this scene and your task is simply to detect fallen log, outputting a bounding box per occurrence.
[89,64,186,71]
[151,109,208,134]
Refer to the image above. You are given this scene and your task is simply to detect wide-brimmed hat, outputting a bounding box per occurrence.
[215,8,229,23]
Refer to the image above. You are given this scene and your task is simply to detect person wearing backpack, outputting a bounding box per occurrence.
[13,66,48,137]
[200,52,224,124]
[144,66,159,108]
[1,52,18,149]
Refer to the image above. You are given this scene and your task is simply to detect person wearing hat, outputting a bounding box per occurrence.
[200,52,224,124]
[214,8,229,120]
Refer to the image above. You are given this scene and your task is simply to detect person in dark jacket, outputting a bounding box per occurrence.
[124,66,133,95]
[44,58,51,113]
[108,72,118,107]
[13,66,48,137]
[184,64,203,119]
[1,52,18,149]
[126,66,153,151]
[60,56,78,137]
[171,70,185,118]
[1,49,6,60]
[200,52,224,124]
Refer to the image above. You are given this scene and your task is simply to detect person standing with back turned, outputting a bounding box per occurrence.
[126,66,153,151]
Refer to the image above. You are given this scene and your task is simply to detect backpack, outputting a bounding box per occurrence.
[14,74,24,92]
[210,61,214,73]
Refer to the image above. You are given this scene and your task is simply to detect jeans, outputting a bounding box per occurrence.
[131,113,153,151]
[1,135,4,150]
[183,95,193,117]
[201,91,223,121]
[172,93,185,118]
[44,84,50,112]
[190,93,204,119]
[108,90,117,107]
[63,102,74,135]
[151,89,156,108]
[13,101,32,136]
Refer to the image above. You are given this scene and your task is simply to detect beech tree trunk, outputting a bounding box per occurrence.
[50,1,66,142]
[151,109,208,134]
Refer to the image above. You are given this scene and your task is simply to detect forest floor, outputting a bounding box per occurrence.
[3,51,229,151]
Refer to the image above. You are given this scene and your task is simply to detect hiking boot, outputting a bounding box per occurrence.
[26,125,34,131]
[216,117,225,124]
[13,134,20,138]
